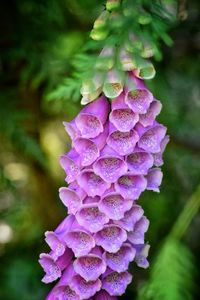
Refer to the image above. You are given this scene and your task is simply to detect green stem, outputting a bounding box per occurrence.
[170,184,200,240]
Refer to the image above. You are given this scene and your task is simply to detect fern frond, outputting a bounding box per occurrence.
[137,238,196,300]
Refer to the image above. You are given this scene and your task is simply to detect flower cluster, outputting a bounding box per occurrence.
[39,71,169,299]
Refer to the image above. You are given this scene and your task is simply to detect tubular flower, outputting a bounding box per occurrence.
[39,71,168,299]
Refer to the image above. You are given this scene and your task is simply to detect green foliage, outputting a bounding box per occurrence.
[137,239,196,300]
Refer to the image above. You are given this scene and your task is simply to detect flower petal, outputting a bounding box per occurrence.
[64,230,95,256]
[71,275,101,299]
[76,203,109,233]
[146,168,163,192]
[102,270,132,296]
[95,224,127,253]
[138,124,167,153]
[73,254,107,281]
[126,151,154,175]
[103,243,136,272]
[115,174,147,200]
[99,193,132,220]
[116,205,144,231]
[125,89,153,114]
[107,128,139,156]
[77,169,111,197]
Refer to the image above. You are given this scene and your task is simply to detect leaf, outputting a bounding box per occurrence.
[137,238,196,300]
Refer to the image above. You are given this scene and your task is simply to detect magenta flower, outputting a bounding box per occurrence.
[40,70,168,299]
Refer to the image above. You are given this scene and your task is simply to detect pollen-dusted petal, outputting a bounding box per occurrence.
[95,290,118,300]
[110,108,139,132]
[71,275,101,299]
[45,231,66,259]
[75,96,109,138]
[116,205,144,231]
[128,216,149,244]
[47,285,80,300]
[73,254,107,281]
[64,230,95,256]
[39,253,62,283]
[93,156,127,183]
[126,151,154,175]
[154,135,170,166]
[138,124,167,153]
[146,168,163,192]
[139,100,162,127]
[107,129,139,156]
[77,170,111,197]
[99,193,132,220]
[59,186,84,215]
[115,174,147,200]
[60,149,81,183]
[94,224,127,253]
[102,270,132,296]
[103,243,136,272]
[76,204,109,233]
[125,89,153,114]
[76,114,103,139]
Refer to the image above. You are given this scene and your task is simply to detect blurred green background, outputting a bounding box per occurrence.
[0,1,200,299]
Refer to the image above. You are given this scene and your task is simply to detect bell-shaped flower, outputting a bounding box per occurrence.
[93,145,127,183]
[119,48,136,71]
[64,222,96,256]
[134,243,150,269]
[95,290,118,300]
[146,168,163,192]
[75,96,109,139]
[46,264,80,300]
[107,123,139,156]
[59,182,86,214]
[71,275,102,299]
[95,224,127,253]
[99,192,132,220]
[60,149,81,183]
[76,203,109,233]
[115,205,144,232]
[103,69,123,99]
[137,123,167,153]
[73,123,109,167]
[139,100,162,127]
[63,120,80,142]
[128,216,149,244]
[109,93,139,132]
[126,150,154,175]
[73,253,107,281]
[125,88,153,114]
[77,169,111,197]
[103,243,136,272]
[115,174,147,200]
[133,61,156,80]
[102,269,132,296]
[39,249,72,283]
[154,135,170,166]
[80,74,103,102]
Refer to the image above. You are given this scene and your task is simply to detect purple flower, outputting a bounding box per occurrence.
[109,93,139,132]
[75,96,109,139]
[103,243,136,272]
[40,69,168,299]
[102,269,132,296]
[76,203,109,233]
